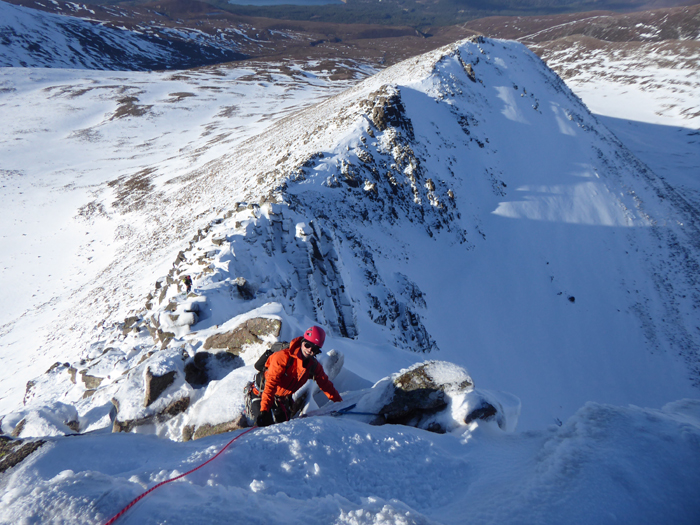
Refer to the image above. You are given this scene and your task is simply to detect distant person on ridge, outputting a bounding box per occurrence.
[247,326,342,427]
[182,275,192,294]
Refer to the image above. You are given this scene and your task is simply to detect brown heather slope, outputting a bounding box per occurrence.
[5,0,478,69]
[4,0,697,115]
[462,3,700,42]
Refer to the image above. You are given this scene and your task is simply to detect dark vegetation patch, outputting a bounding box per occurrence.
[167,92,197,102]
[108,168,157,213]
[8,0,695,73]
[111,95,152,120]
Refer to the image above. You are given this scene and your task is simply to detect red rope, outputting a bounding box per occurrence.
[103,426,258,525]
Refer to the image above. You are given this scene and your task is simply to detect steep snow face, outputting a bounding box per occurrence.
[538,38,700,214]
[173,37,698,428]
[0,1,247,70]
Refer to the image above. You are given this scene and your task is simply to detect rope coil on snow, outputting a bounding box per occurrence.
[103,426,258,525]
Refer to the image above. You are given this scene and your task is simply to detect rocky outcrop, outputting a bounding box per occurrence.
[363,85,414,139]
[112,395,190,433]
[373,361,477,432]
[80,370,103,390]
[464,401,498,424]
[184,351,241,387]
[182,413,248,442]
[0,436,45,474]
[203,318,281,354]
[367,361,514,432]
[379,362,466,424]
[10,418,26,438]
[144,368,176,407]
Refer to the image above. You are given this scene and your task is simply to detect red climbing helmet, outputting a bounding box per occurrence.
[304,326,326,349]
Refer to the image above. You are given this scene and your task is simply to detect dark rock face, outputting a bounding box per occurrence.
[184,351,241,387]
[380,365,448,424]
[464,402,498,424]
[184,361,208,386]
[235,277,255,300]
[144,369,177,407]
[365,86,414,140]
[0,436,45,474]
[458,55,477,82]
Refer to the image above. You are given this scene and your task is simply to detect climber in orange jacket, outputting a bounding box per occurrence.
[253,326,342,427]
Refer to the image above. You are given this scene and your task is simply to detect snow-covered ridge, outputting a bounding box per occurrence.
[0,0,247,70]
[2,31,700,524]
[4,36,699,440]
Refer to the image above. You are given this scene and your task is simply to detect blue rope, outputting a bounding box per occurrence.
[329,404,381,417]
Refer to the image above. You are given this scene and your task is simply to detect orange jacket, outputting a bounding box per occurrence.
[260,336,342,412]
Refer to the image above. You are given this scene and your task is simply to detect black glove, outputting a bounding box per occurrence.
[256,410,273,427]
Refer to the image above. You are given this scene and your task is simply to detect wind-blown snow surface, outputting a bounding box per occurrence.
[554,47,700,214]
[2,400,700,524]
[2,34,700,523]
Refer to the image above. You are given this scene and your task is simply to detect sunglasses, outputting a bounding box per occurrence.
[302,339,321,354]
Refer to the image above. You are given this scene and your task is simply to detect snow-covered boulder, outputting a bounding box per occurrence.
[181,365,253,441]
[111,348,193,434]
[1,401,80,438]
[331,361,520,434]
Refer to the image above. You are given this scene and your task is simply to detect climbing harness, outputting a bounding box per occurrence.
[103,426,257,525]
[329,404,381,418]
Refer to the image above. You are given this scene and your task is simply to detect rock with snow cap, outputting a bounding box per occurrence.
[342,361,518,433]
[379,361,473,424]
[1,402,80,438]
[110,348,193,433]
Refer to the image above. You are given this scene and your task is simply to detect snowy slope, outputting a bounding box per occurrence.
[2,400,700,524]
[2,36,699,428]
[0,0,246,70]
[536,37,700,212]
[0,62,373,416]
[2,26,700,524]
